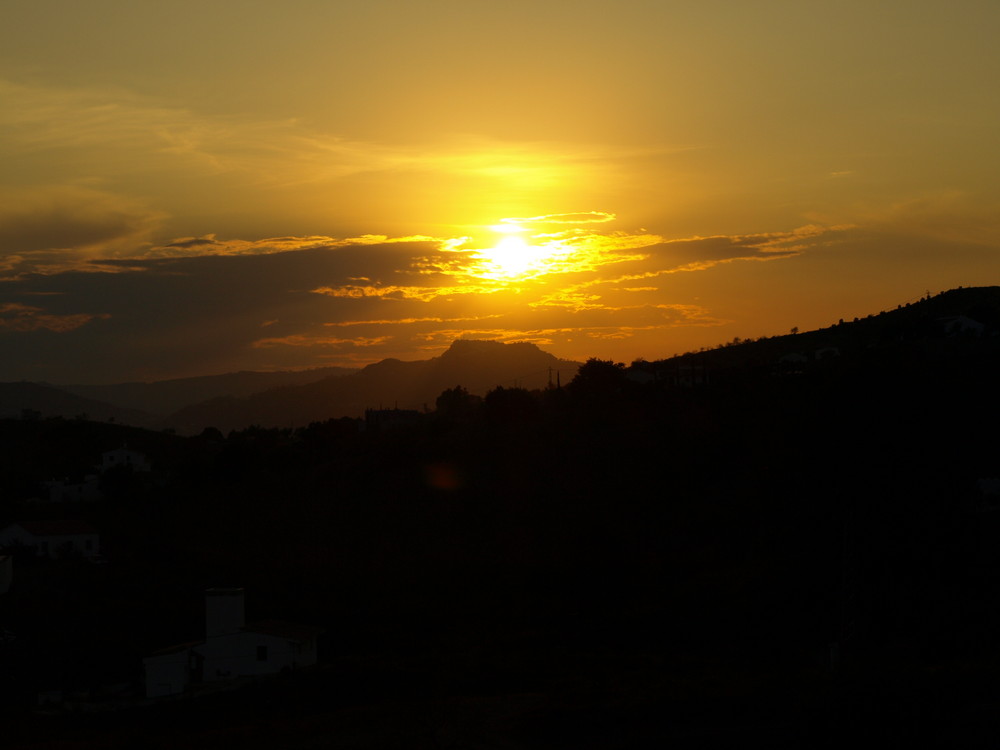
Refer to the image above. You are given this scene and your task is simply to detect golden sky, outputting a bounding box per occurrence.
[2,0,999,382]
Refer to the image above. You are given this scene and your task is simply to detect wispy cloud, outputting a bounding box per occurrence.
[498,211,617,227]
[0,78,665,191]
[0,185,165,276]
[0,302,109,332]
[252,334,391,349]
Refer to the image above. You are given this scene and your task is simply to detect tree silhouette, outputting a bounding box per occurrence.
[567,358,627,399]
[435,385,482,423]
[484,385,538,424]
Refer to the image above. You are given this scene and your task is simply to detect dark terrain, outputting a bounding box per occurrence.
[2,287,1000,747]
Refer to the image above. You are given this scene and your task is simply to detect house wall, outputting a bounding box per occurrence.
[198,631,314,681]
[0,525,100,559]
[143,650,192,698]
[0,526,28,551]
[101,449,151,473]
[41,533,100,559]
[44,476,101,503]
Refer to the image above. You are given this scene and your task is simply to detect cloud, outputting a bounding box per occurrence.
[0,207,849,380]
[325,315,503,328]
[397,301,727,352]
[252,334,391,350]
[143,233,455,260]
[163,236,223,250]
[0,185,164,267]
[0,302,109,332]
[499,211,617,227]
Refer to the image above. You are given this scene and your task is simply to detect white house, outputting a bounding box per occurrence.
[939,315,984,337]
[815,346,841,360]
[143,588,323,698]
[0,521,100,559]
[42,475,102,503]
[101,447,151,473]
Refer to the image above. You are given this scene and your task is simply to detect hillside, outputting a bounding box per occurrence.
[647,285,1000,376]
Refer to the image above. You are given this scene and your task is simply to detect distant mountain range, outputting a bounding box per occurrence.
[3,286,999,433]
[59,367,357,416]
[0,381,155,427]
[168,339,581,433]
[0,340,580,434]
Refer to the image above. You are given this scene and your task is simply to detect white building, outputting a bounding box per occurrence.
[42,475,102,503]
[0,521,100,559]
[939,315,984,336]
[143,588,323,698]
[101,447,151,473]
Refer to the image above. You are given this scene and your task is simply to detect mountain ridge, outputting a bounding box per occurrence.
[167,339,582,433]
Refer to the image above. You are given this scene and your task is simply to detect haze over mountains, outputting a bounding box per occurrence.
[1,339,581,434]
[3,286,999,434]
[60,367,357,418]
[169,339,581,434]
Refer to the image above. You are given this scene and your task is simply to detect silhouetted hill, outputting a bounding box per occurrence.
[646,285,1000,378]
[59,366,356,417]
[0,382,156,427]
[168,340,581,433]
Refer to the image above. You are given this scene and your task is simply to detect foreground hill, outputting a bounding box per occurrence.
[168,339,581,433]
[644,285,1000,378]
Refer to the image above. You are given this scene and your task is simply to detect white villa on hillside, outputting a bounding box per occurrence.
[143,588,323,698]
[0,521,100,559]
[101,447,151,473]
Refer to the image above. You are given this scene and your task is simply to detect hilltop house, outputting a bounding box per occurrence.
[143,588,323,698]
[33,446,151,504]
[0,521,100,559]
[938,315,984,337]
[101,446,151,473]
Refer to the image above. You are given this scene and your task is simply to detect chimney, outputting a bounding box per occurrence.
[205,588,245,638]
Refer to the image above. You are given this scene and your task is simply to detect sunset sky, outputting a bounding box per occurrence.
[2,0,998,383]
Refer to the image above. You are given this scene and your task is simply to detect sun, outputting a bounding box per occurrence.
[487,235,536,277]
[469,220,574,281]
